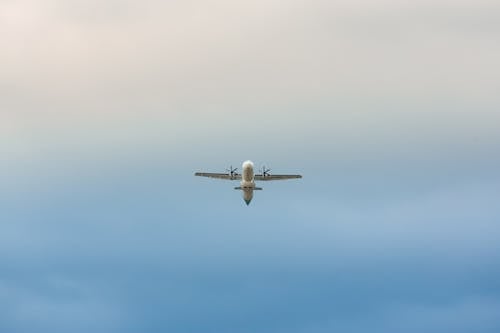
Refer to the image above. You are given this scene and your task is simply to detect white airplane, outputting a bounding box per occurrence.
[195,160,302,205]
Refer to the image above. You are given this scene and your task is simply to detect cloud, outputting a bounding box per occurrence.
[2,0,499,109]
[2,0,499,168]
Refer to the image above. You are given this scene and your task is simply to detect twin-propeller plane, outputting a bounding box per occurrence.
[195,160,302,205]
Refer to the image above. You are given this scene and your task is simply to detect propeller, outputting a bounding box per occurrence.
[261,165,271,177]
[226,165,238,177]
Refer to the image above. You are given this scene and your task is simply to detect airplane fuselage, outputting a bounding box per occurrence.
[241,160,255,188]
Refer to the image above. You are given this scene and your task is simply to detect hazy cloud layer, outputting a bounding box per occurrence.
[2,0,499,108]
[2,0,500,170]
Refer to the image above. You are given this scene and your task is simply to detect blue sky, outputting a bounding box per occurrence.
[1,0,500,332]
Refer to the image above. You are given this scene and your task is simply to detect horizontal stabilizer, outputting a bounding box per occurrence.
[234,187,262,190]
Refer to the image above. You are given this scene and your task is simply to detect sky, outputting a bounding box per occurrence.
[1,0,500,332]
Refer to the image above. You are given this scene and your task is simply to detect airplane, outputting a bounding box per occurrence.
[195,160,302,205]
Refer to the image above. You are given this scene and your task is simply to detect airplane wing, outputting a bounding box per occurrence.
[194,172,242,180]
[254,174,302,181]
